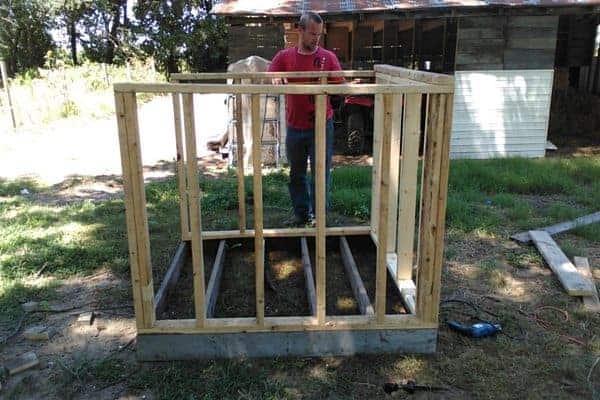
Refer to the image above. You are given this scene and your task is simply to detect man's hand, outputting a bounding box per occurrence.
[272,78,284,85]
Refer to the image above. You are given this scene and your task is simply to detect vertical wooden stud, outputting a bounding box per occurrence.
[387,94,402,253]
[172,93,191,241]
[235,79,246,233]
[315,94,327,325]
[251,94,265,326]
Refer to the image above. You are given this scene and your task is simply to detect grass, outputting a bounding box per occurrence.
[1,157,599,399]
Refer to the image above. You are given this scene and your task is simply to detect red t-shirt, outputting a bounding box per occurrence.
[268,46,343,129]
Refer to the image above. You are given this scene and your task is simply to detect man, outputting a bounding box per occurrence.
[268,11,343,226]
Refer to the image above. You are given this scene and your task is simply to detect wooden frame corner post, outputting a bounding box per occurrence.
[416,93,453,324]
[115,90,155,329]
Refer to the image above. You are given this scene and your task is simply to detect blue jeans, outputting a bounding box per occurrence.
[286,119,334,219]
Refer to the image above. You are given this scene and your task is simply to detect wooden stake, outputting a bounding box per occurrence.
[182,93,206,327]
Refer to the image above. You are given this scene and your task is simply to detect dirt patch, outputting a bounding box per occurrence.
[265,239,310,317]
[0,270,137,399]
[346,236,406,314]
[158,240,218,320]
[155,236,407,319]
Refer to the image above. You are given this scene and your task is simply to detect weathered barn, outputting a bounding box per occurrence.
[211,0,600,158]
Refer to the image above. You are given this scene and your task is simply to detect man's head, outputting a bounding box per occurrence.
[298,12,323,53]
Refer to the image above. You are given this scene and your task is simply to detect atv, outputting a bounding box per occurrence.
[332,78,375,155]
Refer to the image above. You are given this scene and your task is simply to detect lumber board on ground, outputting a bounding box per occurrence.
[511,211,600,243]
[574,256,600,312]
[340,236,375,315]
[529,231,595,296]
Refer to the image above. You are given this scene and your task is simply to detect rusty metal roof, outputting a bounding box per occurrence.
[211,0,600,16]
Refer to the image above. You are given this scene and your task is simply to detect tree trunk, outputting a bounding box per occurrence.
[105,3,121,64]
[68,18,78,66]
[166,53,179,74]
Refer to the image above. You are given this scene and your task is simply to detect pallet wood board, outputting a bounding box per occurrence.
[529,231,595,296]
[511,211,600,243]
[574,256,600,312]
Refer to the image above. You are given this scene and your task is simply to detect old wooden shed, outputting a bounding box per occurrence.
[211,0,600,158]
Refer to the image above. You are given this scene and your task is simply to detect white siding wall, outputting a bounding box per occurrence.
[450,70,554,159]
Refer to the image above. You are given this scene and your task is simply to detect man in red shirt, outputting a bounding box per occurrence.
[268,11,342,226]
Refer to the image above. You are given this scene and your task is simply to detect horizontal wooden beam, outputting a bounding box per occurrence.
[171,70,375,81]
[374,64,454,85]
[154,242,188,316]
[114,82,454,95]
[202,226,370,239]
[144,314,436,334]
[511,211,600,244]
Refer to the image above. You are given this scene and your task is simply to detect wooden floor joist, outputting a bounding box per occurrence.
[574,256,600,312]
[512,211,600,244]
[205,240,227,318]
[154,242,189,316]
[339,237,375,316]
[300,237,317,316]
[529,231,596,296]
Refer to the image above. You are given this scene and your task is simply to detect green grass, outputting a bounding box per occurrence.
[127,361,287,400]
[1,157,600,399]
[447,157,600,238]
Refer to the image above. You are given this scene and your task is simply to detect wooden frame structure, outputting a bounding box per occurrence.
[114,65,454,360]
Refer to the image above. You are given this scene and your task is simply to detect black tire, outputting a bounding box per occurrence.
[346,111,365,155]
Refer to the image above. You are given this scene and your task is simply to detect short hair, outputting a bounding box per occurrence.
[298,12,323,29]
